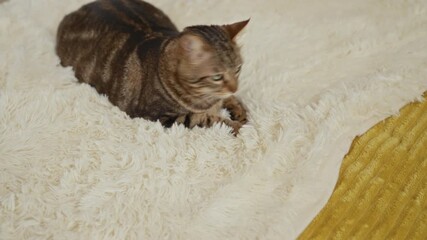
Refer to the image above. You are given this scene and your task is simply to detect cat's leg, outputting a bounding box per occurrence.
[176,113,242,135]
[159,115,179,128]
[222,96,248,125]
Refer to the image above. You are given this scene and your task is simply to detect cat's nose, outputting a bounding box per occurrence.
[226,79,238,93]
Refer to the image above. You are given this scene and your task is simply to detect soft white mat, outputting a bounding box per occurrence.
[1,0,427,239]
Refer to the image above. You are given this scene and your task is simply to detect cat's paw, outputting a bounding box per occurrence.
[223,96,248,125]
[227,120,243,136]
[230,109,248,125]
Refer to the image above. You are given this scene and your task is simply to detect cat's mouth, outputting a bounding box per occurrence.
[216,92,234,99]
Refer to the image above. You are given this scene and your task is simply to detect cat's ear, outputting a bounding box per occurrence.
[178,34,210,64]
[223,19,250,40]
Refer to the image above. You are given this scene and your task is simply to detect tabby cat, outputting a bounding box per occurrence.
[56,0,249,134]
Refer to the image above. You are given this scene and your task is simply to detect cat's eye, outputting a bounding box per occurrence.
[212,74,224,81]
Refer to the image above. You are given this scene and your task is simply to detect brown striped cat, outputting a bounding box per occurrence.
[56,0,249,134]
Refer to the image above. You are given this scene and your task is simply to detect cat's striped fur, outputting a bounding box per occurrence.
[56,0,248,134]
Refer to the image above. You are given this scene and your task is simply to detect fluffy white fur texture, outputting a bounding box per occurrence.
[1,0,427,239]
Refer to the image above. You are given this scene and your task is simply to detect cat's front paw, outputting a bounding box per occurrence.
[230,109,248,125]
[223,96,248,125]
[226,120,243,136]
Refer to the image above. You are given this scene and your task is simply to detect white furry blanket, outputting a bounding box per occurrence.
[1,0,427,239]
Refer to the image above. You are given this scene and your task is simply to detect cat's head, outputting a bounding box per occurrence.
[176,19,249,100]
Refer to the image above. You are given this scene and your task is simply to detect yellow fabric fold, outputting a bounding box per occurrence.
[299,95,427,240]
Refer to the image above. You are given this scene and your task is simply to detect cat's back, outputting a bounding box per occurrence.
[57,0,178,69]
[59,0,178,35]
[56,0,181,115]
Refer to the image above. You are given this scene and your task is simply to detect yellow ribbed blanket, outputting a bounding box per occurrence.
[299,96,427,240]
